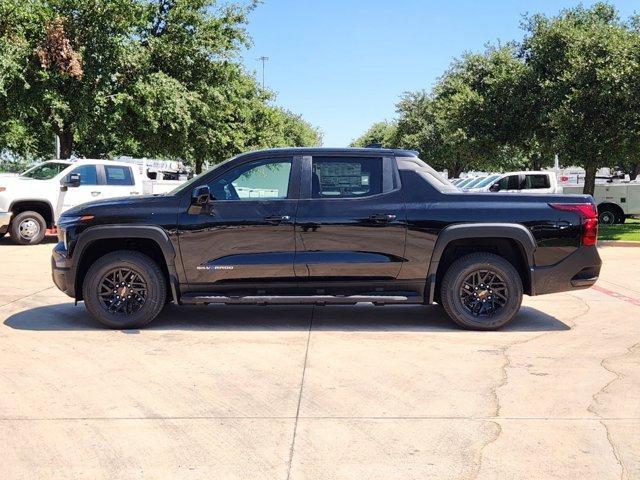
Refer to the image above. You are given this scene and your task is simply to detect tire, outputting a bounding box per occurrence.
[82,250,167,329]
[598,208,617,225]
[440,252,523,330]
[9,211,46,245]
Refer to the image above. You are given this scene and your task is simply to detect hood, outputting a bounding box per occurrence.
[64,194,171,217]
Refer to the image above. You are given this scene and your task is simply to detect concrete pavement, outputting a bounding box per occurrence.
[0,237,638,479]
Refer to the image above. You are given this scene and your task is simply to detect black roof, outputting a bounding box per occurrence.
[237,147,419,158]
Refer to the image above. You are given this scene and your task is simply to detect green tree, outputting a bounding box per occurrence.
[522,3,640,194]
[350,121,397,148]
[0,0,320,171]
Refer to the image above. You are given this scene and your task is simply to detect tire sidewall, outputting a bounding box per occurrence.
[83,251,166,329]
[442,254,523,330]
[10,211,46,245]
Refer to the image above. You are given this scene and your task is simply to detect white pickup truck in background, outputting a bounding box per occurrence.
[0,159,184,245]
[467,171,561,194]
[563,182,640,224]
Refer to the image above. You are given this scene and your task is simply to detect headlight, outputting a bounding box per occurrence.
[0,186,5,192]
[57,215,94,250]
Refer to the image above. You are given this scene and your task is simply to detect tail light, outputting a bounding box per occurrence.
[549,203,598,246]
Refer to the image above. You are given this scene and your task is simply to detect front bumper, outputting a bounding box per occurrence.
[51,242,76,298]
[0,211,10,235]
[530,245,601,296]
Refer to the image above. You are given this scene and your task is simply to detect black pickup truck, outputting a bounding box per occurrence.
[51,148,601,330]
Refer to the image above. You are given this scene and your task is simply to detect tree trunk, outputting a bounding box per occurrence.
[195,159,203,174]
[583,164,597,196]
[59,128,74,159]
[449,161,463,179]
[629,163,640,181]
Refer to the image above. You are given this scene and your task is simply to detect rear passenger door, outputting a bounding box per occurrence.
[294,155,406,281]
[99,164,140,199]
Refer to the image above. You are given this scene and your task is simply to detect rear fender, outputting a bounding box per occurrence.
[426,223,536,303]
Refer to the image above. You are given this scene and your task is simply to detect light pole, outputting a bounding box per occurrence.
[257,56,269,89]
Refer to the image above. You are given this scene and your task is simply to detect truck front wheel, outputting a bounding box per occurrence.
[440,252,523,330]
[82,251,167,329]
[10,211,46,245]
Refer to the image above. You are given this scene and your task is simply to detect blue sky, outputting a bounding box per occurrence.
[241,1,638,147]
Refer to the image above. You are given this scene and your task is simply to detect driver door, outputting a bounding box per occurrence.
[178,156,299,287]
[56,164,101,217]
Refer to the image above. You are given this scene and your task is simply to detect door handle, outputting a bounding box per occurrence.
[368,213,396,223]
[91,191,101,196]
[264,215,291,224]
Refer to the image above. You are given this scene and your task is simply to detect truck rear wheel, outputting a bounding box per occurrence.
[440,252,523,330]
[83,251,167,329]
[10,211,46,245]
[597,207,617,225]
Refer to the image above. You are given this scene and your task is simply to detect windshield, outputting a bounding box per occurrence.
[21,162,69,180]
[471,174,501,189]
[456,178,475,188]
[167,155,240,195]
[461,177,487,189]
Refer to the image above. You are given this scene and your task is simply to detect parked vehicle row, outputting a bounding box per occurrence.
[0,159,186,245]
[51,147,601,331]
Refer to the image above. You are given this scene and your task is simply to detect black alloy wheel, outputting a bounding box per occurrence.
[98,267,148,316]
[459,269,508,317]
[440,252,523,330]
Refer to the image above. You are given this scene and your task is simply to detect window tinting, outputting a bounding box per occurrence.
[209,158,292,200]
[311,157,386,198]
[70,165,99,185]
[105,165,134,186]
[524,174,550,189]
[497,175,521,190]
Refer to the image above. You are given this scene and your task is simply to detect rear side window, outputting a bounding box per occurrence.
[69,165,99,185]
[524,174,550,189]
[311,157,392,198]
[105,165,134,186]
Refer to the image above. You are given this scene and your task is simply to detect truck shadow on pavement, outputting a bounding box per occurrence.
[0,236,57,246]
[4,303,570,332]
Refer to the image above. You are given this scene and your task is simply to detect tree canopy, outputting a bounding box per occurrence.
[352,3,640,194]
[0,0,321,171]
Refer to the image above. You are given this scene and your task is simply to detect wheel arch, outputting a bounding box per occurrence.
[426,223,536,303]
[597,202,624,222]
[71,225,180,303]
[10,200,55,227]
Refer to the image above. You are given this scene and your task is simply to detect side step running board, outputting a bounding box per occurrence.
[180,294,422,306]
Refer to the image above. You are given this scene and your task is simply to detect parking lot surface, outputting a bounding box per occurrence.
[0,237,639,479]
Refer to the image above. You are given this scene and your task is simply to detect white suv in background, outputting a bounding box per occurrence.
[0,160,143,245]
[472,171,560,194]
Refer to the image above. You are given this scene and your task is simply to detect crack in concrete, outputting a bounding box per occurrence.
[475,294,592,479]
[588,342,639,480]
[469,421,502,480]
[600,420,629,480]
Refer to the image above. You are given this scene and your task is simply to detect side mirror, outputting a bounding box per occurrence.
[489,183,500,192]
[192,185,211,205]
[61,172,81,189]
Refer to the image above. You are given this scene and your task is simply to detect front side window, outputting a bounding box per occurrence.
[21,162,69,180]
[209,158,292,201]
[524,174,550,189]
[105,165,134,186]
[311,157,388,198]
[69,165,99,185]
[497,175,521,190]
